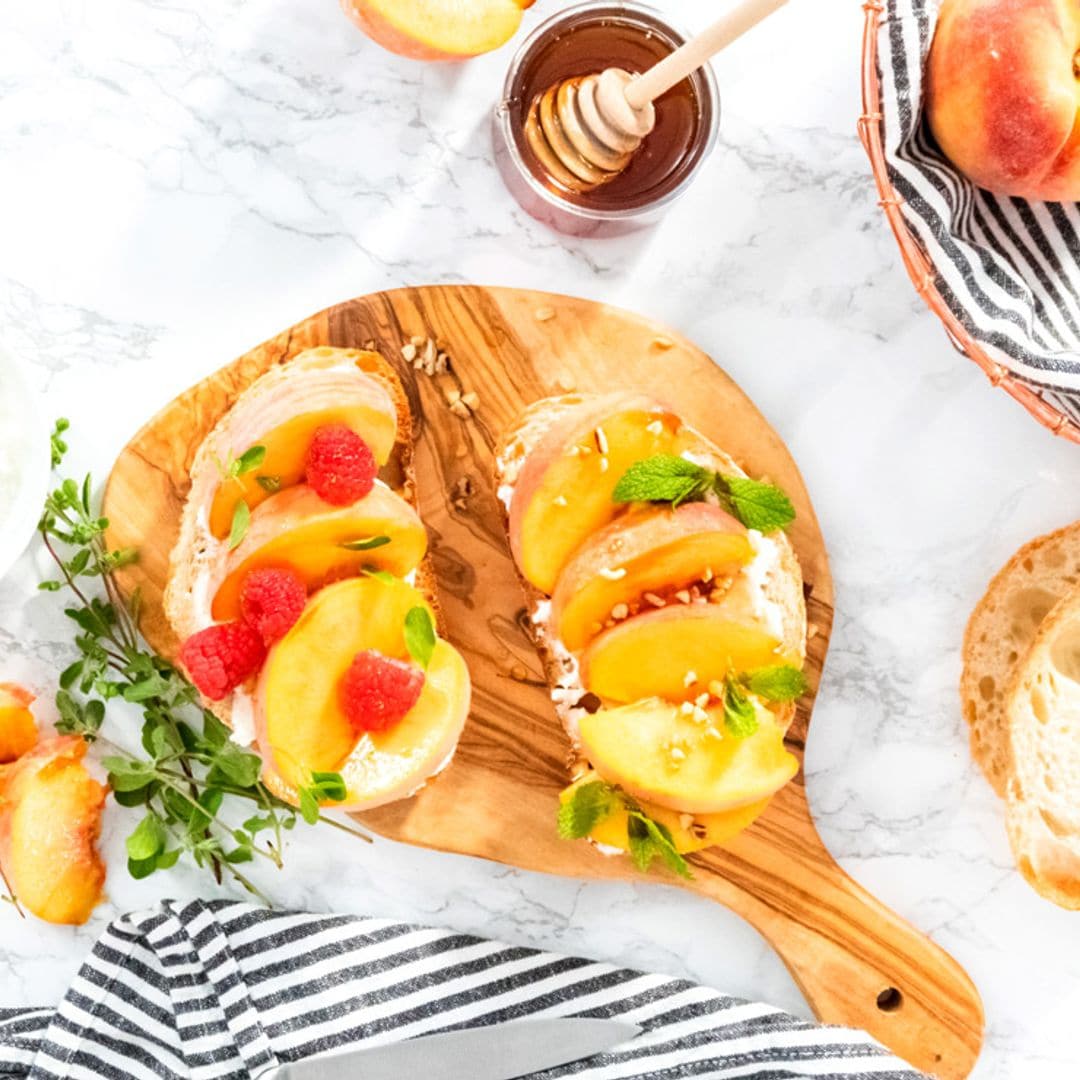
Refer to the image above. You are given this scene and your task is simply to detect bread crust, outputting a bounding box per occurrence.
[164,347,442,730]
[961,522,1080,796]
[494,392,806,758]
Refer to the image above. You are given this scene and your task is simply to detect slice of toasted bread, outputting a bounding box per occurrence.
[961,523,1080,796]
[494,393,806,752]
[164,347,442,732]
[1005,584,1080,909]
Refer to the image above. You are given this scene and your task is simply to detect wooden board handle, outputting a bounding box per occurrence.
[683,788,983,1078]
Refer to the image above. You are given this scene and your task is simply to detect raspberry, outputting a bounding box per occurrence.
[239,567,307,645]
[180,622,266,701]
[305,424,377,506]
[339,650,424,734]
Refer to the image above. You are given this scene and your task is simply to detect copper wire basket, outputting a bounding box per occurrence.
[857,0,1080,444]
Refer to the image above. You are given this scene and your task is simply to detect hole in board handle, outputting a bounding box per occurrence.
[876,987,903,1012]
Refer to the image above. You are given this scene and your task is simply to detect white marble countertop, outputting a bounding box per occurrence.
[1,2,1078,1077]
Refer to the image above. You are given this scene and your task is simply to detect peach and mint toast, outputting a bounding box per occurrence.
[495,393,806,868]
[164,347,470,813]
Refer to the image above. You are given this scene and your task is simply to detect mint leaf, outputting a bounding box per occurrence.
[228,500,250,550]
[298,787,320,825]
[557,780,619,839]
[363,567,397,585]
[626,814,656,872]
[126,813,167,861]
[256,475,281,494]
[723,677,759,738]
[631,812,691,879]
[743,665,807,702]
[715,475,795,532]
[230,445,266,477]
[104,756,156,792]
[310,771,347,802]
[612,455,711,507]
[404,606,436,669]
[341,535,391,552]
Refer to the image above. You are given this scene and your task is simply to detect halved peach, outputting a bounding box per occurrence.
[208,397,398,540]
[578,698,798,814]
[507,394,711,595]
[342,0,532,60]
[550,503,752,652]
[0,736,106,924]
[560,770,770,855]
[255,575,470,811]
[581,606,784,703]
[0,683,37,764]
[212,484,427,621]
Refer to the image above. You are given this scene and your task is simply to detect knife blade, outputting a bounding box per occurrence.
[261,1016,640,1080]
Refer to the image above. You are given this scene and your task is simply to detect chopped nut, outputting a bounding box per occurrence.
[692,705,709,724]
[679,701,695,716]
[411,335,425,348]
[683,670,698,688]
[708,680,725,699]
[674,589,691,604]
[445,388,462,405]
[566,445,581,457]
[462,391,480,410]
[553,494,568,507]
[598,567,627,581]
[669,746,686,763]
[401,343,417,363]
[678,813,694,831]
[694,692,709,708]
[645,419,664,435]
[709,588,727,604]
[652,335,674,350]
[599,457,609,472]
[535,307,555,322]
[449,400,471,419]
[610,603,629,620]
[702,566,714,583]
[704,726,723,741]
[644,592,666,608]
[594,427,609,454]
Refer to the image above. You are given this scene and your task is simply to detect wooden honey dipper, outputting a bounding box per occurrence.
[525,0,789,193]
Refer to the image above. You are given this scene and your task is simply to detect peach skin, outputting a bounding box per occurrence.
[926,0,1080,201]
[341,0,534,61]
[0,735,107,925]
[0,683,37,764]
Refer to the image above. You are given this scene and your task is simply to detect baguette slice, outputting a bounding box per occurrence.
[165,347,441,733]
[961,523,1080,796]
[494,393,806,748]
[1005,584,1080,909]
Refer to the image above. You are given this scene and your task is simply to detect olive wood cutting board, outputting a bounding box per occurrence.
[103,286,983,1077]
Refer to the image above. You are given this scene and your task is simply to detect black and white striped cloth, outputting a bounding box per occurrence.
[878,0,1080,421]
[0,900,927,1079]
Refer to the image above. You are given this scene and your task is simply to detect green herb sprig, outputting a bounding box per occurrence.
[38,421,367,904]
[558,780,691,879]
[721,664,808,739]
[612,455,795,533]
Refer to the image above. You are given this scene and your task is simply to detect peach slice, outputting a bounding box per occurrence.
[560,770,770,855]
[211,484,427,621]
[0,736,106,924]
[255,576,470,811]
[0,683,37,764]
[342,0,533,61]
[578,698,798,814]
[507,394,716,595]
[550,503,752,652]
[208,398,398,540]
[581,606,785,704]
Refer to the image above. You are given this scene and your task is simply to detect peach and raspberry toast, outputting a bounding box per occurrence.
[164,347,470,813]
[495,393,807,864]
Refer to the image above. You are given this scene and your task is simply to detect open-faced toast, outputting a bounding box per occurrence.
[494,392,807,859]
[164,346,469,812]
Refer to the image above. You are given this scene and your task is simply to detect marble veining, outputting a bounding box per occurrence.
[1,3,1079,1077]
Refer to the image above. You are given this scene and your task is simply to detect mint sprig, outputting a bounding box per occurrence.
[558,780,691,879]
[612,455,795,532]
[228,499,250,550]
[722,676,759,738]
[742,664,807,703]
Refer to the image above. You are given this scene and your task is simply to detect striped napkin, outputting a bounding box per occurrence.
[878,0,1080,416]
[0,900,927,1080]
